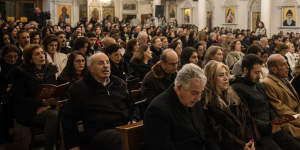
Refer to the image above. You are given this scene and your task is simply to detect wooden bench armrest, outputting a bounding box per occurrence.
[116,121,144,150]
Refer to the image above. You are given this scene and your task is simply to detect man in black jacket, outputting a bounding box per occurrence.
[144,63,219,150]
[231,54,300,150]
[142,49,178,104]
[62,52,132,150]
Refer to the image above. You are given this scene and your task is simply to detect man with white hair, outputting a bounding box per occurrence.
[62,52,132,150]
[144,63,219,150]
[137,31,148,46]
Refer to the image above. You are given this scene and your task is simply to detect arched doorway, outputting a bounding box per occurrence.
[248,0,261,31]
[206,0,214,30]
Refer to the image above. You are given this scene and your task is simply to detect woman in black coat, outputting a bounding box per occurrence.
[0,45,19,143]
[203,60,258,150]
[10,44,58,150]
[130,45,153,81]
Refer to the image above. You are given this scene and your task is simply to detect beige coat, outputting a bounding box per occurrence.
[262,74,300,140]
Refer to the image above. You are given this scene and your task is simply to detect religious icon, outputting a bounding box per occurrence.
[225,7,235,24]
[184,8,191,24]
[57,5,71,25]
[283,7,296,26]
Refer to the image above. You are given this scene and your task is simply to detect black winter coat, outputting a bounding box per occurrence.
[292,75,300,97]
[10,64,57,126]
[144,85,220,150]
[142,62,176,103]
[231,77,277,136]
[61,74,131,149]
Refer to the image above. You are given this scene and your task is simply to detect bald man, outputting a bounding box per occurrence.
[262,54,300,140]
[142,49,179,104]
[62,53,131,150]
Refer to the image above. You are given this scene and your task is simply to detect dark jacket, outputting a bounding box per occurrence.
[144,85,219,150]
[231,77,277,136]
[130,60,152,81]
[292,75,300,97]
[10,64,57,126]
[0,60,17,95]
[142,61,176,103]
[110,60,133,81]
[203,89,260,150]
[61,74,131,149]
[150,46,162,64]
[60,46,72,54]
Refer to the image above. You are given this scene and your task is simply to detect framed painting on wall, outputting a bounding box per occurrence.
[89,6,100,22]
[282,7,296,27]
[80,4,87,20]
[225,6,235,24]
[184,8,191,24]
[252,12,261,31]
[123,1,136,11]
[169,5,176,18]
[102,7,114,22]
[57,5,71,25]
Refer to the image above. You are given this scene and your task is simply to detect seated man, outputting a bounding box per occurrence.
[142,49,178,104]
[232,54,300,150]
[144,64,219,150]
[62,52,132,150]
[262,54,300,140]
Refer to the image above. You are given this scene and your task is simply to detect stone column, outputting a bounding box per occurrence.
[261,0,271,37]
[197,0,206,30]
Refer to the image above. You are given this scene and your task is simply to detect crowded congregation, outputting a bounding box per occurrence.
[1,0,300,150]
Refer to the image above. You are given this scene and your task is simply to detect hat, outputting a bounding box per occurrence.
[286,9,293,16]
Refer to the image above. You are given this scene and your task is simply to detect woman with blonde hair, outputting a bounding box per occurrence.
[203,60,260,150]
[286,41,298,71]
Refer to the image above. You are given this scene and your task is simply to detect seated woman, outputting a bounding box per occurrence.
[43,34,67,78]
[203,46,224,67]
[203,60,258,150]
[130,45,153,81]
[0,45,19,142]
[123,39,138,64]
[180,47,199,67]
[225,40,244,69]
[57,51,87,84]
[9,44,58,150]
[105,44,133,81]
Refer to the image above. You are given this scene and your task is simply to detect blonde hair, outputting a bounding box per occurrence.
[204,60,239,109]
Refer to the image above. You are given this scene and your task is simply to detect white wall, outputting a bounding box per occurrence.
[270,0,300,35]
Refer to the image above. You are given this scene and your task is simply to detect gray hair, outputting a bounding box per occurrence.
[175,63,207,90]
[87,52,106,67]
[137,31,148,40]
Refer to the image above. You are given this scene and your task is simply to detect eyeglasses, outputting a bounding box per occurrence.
[74,59,85,63]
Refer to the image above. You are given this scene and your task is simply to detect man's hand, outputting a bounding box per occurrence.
[244,140,255,150]
[69,146,80,150]
[36,106,50,115]
[272,124,281,134]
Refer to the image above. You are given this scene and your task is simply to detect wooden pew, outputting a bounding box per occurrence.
[116,121,144,150]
